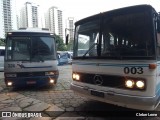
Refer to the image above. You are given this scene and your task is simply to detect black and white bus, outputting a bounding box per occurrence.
[70,5,160,110]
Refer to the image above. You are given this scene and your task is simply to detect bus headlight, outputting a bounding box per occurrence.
[125,80,134,88]
[136,80,145,89]
[72,73,76,79]
[7,82,13,86]
[49,79,55,84]
[72,73,80,81]
[125,79,145,90]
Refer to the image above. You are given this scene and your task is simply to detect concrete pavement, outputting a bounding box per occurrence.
[0,65,87,120]
[0,65,160,120]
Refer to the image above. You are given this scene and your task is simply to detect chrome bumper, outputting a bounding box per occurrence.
[71,83,160,110]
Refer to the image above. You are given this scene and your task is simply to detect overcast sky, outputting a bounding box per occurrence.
[17,0,160,21]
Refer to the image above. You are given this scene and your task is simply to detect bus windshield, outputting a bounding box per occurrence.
[74,10,155,59]
[6,36,56,61]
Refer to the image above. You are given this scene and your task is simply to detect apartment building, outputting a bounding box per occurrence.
[45,6,64,39]
[0,0,5,38]
[0,0,17,38]
[19,2,41,28]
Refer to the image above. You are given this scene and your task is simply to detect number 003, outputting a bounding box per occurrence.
[124,67,143,74]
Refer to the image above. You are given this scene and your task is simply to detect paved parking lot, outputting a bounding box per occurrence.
[0,65,160,120]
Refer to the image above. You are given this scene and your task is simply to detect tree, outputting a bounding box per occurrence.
[0,38,5,46]
[67,40,73,51]
[55,35,67,51]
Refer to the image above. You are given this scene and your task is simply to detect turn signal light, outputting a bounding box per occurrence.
[149,64,157,69]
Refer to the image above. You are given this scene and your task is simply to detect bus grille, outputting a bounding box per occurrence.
[77,73,126,88]
[16,72,45,77]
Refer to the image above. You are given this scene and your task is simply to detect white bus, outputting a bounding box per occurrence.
[4,28,59,87]
[70,5,160,110]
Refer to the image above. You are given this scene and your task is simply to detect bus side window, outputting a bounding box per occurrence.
[157,33,160,57]
[0,50,5,56]
[157,15,160,33]
[157,33,160,46]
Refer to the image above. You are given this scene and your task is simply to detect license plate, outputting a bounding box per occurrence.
[91,90,104,98]
[27,81,36,84]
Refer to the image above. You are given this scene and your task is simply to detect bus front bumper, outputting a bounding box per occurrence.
[5,75,58,87]
[71,83,160,110]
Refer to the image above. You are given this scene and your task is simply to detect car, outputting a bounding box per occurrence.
[67,51,73,64]
[57,51,73,65]
[57,51,69,65]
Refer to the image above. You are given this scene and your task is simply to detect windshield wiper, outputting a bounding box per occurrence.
[37,55,44,62]
[31,55,44,62]
[83,43,98,57]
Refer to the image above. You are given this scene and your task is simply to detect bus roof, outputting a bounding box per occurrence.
[75,4,156,26]
[7,28,53,34]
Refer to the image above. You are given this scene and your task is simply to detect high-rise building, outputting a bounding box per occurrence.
[66,17,75,41]
[19,2,41,28]
[0,0,17,38]
[0,0,5,38]
[45,6,63,39]
[57,9,63,39]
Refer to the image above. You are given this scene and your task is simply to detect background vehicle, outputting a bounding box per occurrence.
[4,28,59,87]
[70,5,160,110]
[67,51,73,64]
[57,51,73,65]
[0,46,5,71]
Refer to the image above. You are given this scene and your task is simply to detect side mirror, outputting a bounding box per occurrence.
[66,34,69,45]
[157,14,160,33]
[157,19,160,33]
[55,38,59,48]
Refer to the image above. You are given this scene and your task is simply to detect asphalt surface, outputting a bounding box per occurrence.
[0,65,159,120]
